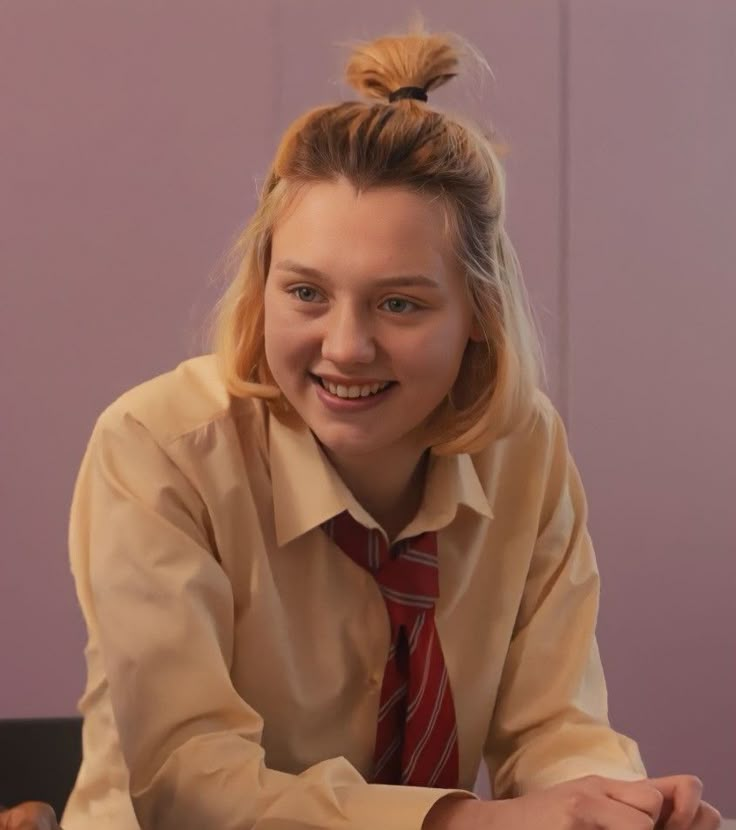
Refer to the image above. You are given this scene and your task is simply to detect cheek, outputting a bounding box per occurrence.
[264,309,316,380]
[263,291,288,334]
[264,303,294,377]
[403,326,469,380]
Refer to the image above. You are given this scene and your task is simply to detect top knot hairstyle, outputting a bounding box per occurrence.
[210,28,545,454]
[344,33,458,102]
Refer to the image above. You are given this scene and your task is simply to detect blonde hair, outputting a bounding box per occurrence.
[208,27,545,454]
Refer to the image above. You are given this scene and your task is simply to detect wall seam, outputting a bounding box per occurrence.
[558,0,572,432]
[271,0,283,143]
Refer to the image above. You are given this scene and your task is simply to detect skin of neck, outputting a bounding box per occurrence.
[321,441,431,542]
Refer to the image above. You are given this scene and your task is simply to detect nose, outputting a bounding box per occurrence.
[320,303,376,366]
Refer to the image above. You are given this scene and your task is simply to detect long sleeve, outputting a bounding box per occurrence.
[70,408,467,830]
[483,408,647,798]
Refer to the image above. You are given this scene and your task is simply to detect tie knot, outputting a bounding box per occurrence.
[322,512,440,608]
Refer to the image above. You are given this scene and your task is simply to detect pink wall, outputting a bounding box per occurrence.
[566,0,736,810]
[1,0,733,814]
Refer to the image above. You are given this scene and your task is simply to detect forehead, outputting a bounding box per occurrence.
[270,178,455,277]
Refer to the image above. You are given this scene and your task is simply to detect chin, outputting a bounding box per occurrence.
[310,425,389,459]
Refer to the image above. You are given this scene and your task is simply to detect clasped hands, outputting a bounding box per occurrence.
[425,774,721,830]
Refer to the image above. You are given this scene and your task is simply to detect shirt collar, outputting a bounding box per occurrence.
[398,450,494,541]
[268,410,493,547]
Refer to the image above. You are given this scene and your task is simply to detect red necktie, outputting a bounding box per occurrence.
[322,511,459,787]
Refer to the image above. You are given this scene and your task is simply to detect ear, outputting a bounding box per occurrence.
[468,317,485,343]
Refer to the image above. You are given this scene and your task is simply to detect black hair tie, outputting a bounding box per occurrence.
[388,86,428,103]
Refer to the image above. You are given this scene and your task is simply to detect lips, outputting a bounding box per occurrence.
[309,373,396,400]
[308,373,397,410]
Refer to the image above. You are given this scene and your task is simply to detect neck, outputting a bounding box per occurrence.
[323,443,430,541]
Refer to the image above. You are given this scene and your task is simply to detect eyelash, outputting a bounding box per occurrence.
[287,286,420,314]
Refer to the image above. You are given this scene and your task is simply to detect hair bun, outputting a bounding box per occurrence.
[344,31,459,103]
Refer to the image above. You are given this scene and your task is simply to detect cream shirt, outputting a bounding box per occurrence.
[61,354,646,830]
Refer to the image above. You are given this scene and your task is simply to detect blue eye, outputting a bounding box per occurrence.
[290,286,320,303]
[383,297,417,314]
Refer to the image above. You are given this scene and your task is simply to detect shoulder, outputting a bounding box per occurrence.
[467,388,572,520]
[472,387,567,472]
[93,354,265,451]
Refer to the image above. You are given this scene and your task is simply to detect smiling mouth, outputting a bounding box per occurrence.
[309,374,396,399]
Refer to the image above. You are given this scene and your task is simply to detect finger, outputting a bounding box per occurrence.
[649,776,703,830]
[31,803,59,830]
[579,790,661,830]
[691,801,723,830]
[598,777,665,822]
[0,811,33,830]
[27,802,57,826]
[0,803,59,830]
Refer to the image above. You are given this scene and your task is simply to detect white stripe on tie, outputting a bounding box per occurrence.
[380,586,434,609]
[378,681,408,722]
[406,625,435,721]
[426,722,458,787]
[408,615,424,653]
[402,668,448,782]
[401,548,438,568]
[373,733,402,779]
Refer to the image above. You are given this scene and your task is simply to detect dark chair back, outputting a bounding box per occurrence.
[0,717,83,820]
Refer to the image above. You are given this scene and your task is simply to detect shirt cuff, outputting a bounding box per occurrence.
[340,785,477,830]
[515,757,648,795]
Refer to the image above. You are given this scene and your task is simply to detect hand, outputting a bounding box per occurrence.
[500,775,721,830]
[648,775,721,830]
[424,775,673,829]
[0,802,61,830]
[423,773,722,830]
[497,775,669,829]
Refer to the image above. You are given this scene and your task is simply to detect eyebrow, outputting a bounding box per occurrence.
[272,259,441,290]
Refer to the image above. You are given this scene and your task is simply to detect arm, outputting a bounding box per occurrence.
[483,406,646,798]
[72,409,466,830]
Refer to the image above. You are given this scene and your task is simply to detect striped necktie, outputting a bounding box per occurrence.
[322,511,459,787]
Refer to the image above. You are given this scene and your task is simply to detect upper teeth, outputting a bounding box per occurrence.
[322,379,390,398]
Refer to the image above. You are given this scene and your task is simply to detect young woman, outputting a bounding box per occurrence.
[3,29,720,830]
